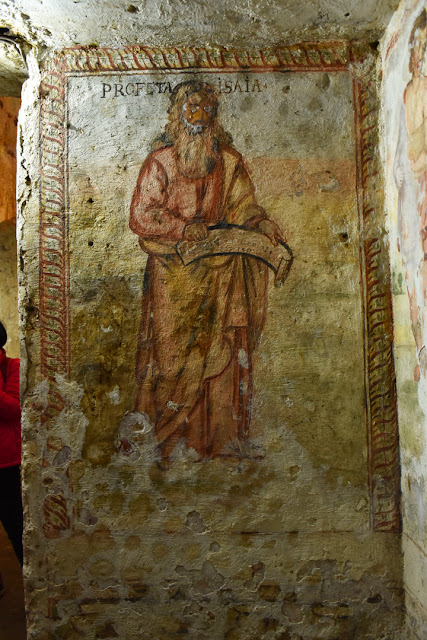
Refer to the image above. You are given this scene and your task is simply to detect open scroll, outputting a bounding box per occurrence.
[176,225,293,287]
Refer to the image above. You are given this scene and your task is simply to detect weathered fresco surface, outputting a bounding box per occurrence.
[383,2,427,638]
[20,44,403,638]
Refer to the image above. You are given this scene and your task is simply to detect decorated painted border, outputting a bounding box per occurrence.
[39,43,400,533]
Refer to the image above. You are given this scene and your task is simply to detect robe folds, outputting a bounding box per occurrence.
[129,143,268,459]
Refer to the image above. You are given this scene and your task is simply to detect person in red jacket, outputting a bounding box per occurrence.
[0,321,23,566]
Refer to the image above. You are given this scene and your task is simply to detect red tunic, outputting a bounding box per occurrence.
[0,348,21,468]
[130,145,268,459]
[130,146,225,242]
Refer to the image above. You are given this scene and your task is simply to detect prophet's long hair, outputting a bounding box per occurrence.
[409,9,426,75]
[165,81,232,145]
[151,81,232,179]
[151,80,232,163]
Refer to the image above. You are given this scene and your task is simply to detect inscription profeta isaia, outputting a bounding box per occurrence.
[101,77,268,98]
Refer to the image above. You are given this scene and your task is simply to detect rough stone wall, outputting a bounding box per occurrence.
[0,0,401,51]
[382,1,427,638]
[15,38,406,639]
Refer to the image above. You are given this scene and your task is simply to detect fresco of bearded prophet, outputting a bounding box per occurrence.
[129,80,293,462]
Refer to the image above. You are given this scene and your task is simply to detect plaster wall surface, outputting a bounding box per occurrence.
[382,0,427,638]
[0,43,28,96]
[0,0,401,50]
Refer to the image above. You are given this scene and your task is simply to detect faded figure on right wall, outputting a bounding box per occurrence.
[395,8,427,398]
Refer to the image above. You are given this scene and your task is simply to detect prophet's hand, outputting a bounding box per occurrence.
[258,219,286,246]
[183,222,209,241]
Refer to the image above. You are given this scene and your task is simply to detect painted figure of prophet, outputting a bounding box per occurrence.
[129,80,289,461]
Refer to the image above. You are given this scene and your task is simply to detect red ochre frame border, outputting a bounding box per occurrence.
[38,42,400,533]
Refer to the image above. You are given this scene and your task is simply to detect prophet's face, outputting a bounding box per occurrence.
[182,92,216,134]
[411,27,427,76]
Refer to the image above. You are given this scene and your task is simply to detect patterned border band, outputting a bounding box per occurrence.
[39,42,400,534]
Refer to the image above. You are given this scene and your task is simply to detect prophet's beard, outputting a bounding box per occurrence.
[174,122,217,179]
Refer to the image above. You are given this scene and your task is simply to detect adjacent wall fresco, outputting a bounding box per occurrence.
[383,2,427,638]
[20,43,403,638]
